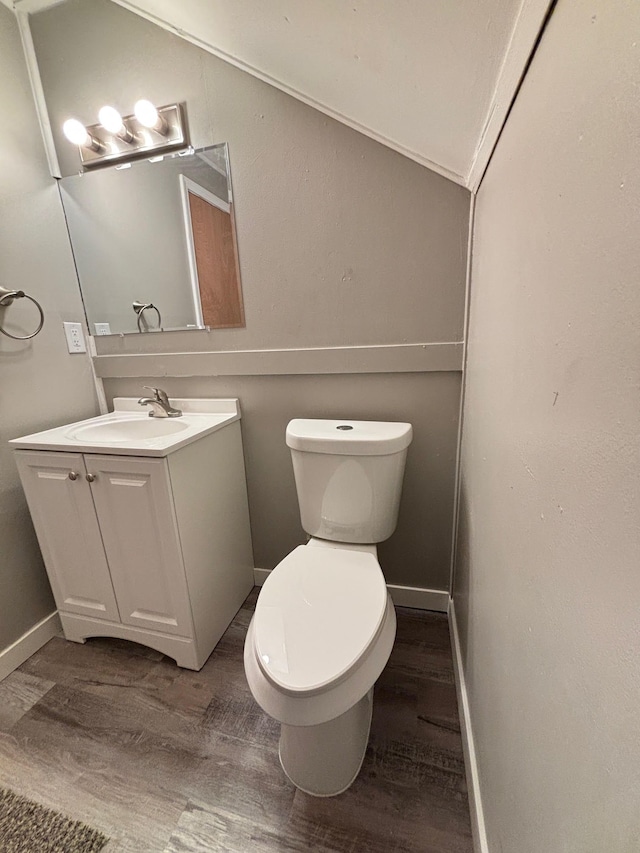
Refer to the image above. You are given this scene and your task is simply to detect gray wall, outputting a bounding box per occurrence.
[454,0,640,849]
[0,5,98,652]
[32,0,469,352]
[104,372,461,588]
[30,0,470,590]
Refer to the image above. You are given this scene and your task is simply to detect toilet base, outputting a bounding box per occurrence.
[278,688,374,797]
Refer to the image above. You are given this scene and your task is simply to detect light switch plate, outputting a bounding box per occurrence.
[63,321,87,353]
[93,322,111,335]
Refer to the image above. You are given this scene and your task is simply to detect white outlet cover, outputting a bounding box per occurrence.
[94,322,111,335]
[63,321,87,353]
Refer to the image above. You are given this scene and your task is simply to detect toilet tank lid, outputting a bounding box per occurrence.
[286,419,412,456]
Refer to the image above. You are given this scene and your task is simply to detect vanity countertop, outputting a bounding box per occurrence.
[10,398,240,458]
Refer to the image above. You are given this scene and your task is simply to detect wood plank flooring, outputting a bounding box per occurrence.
[0,590,472,852]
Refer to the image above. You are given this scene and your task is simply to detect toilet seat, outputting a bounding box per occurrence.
[254,545,387,695]
[245,592,396,727]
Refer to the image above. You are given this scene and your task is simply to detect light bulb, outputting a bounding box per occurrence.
[134,99,157,127]
[98,105,124,134]
[63,118,90,146]
[134,99,168,134]
[62,118,104,153]
[98,105,134,143]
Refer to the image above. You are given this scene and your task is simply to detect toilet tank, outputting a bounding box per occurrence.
[286,419,412,544]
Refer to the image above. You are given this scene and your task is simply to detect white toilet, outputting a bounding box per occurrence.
[244,417,412,796]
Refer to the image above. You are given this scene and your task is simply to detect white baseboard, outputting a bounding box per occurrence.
[253,568,272,586]
[448,598,489,853]
[253,569,448,613]
[0,611,61,682]
[387,584,448,612]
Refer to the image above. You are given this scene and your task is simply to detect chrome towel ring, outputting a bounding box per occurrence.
[133,300,162,332]
[0,286,45,340]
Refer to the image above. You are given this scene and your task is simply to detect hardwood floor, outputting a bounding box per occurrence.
[0,590,472,852]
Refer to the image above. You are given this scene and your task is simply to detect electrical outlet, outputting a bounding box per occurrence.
[63,321,87,353]
[94,322,111,335]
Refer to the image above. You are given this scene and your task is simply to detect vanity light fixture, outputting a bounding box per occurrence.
[61,101,188,171]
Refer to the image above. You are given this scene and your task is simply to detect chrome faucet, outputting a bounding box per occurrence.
[138,386,182,418]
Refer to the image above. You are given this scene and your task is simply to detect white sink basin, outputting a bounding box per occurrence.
[68,417,189,443]
[10,398,241,457]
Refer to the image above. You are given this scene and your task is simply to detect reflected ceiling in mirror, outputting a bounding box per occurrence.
[58,144,245,336]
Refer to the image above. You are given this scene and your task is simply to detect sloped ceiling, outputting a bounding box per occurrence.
[110,0,551,188]
[8,0,552,188]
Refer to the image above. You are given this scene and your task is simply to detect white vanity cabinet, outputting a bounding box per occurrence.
[13,408,254,670]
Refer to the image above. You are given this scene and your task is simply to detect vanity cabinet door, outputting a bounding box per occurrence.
[85,455,193,637]
[14,450,121,622]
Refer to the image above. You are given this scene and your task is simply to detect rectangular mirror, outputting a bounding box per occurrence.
[58,143,245,335]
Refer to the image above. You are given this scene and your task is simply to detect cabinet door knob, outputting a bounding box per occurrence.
[86,473,96,483]
[68,471,78,481]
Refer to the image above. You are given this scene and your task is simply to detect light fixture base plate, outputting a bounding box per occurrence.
[77,103,188,170]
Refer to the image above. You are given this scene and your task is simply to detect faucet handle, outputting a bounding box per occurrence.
[140,385,182,418]
[142,385,170,405]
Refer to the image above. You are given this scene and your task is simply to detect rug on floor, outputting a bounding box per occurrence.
[0,788,108,852]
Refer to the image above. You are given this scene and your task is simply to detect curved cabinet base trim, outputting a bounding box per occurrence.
[59,612,202,670]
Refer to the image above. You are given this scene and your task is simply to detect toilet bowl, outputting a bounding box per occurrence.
[244,418,412,796]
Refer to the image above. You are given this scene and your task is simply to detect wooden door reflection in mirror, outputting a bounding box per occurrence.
[180,175,245,329]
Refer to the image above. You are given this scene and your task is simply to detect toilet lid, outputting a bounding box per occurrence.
[254,545,388,694]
